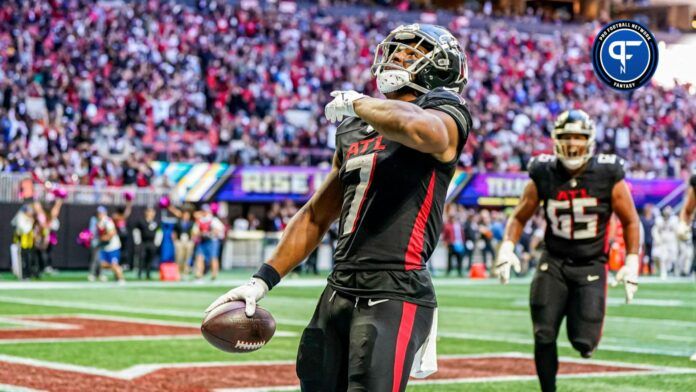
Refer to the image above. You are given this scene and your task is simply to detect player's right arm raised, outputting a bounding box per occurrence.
[206,154,344,316]
[495,180,540,284]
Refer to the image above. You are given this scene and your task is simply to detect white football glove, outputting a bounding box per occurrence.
[615,254,639,304]
[494,241,521,284]
[676,221,692,241]
[324,90,366,123]
[205,278,269,317]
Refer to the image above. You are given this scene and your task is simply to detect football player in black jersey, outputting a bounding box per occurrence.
[206,24,472,391]
[494,110,641,392]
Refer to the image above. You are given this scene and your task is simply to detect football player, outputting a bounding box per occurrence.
[206,24,471,391]
[494,110,640,392]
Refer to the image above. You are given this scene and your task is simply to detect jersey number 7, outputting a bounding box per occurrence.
[342,153,377,235]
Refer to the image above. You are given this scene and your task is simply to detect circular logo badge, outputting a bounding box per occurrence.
[592,20,658,91]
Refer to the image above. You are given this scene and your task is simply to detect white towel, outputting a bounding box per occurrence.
[410,308,438,378]
[10,244,22,279]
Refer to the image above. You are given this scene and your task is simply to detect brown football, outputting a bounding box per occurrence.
[201,301,276,353]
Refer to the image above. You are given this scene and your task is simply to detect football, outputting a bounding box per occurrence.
[201,301,276,353]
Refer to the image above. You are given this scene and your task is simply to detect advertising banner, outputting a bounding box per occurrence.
[215,166,332,202]
[455,173,685,208]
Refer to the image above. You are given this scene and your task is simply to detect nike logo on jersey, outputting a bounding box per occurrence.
[367,299,390,307]
[587,275,600,282]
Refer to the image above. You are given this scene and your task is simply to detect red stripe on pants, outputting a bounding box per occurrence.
[404,171,436,270]
[392,302,417,392]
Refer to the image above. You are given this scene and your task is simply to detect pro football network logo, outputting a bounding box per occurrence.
[592,20,658,91]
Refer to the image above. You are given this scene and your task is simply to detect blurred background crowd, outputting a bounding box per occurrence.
[1,0,694,188]
[2,0,695,280]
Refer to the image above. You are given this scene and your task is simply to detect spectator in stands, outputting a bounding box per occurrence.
[192,204,225,281]
[246,212,261,231]
[112,202,133,270]
[11,204,37,280]
[478,210,496,269]
[640,204,656,274]
[232,214,251,231]
[33,189,64,275]
[174,209,195,275]
[87,211,107,282]
[463,210,477,270]
[133,207,160,280]
[96,206,126,284]
[263,203,283,232]
[443,209,465,277]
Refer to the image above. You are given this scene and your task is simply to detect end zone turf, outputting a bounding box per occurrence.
[3,352,692,391]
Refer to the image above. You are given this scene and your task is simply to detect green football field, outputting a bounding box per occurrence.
[0,271,694,391]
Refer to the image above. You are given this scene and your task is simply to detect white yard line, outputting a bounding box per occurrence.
[656,334,696,342]
[0,331,297,345]
[439,306,696,328]
[0,317,79,331]
[0,276,692,290]
[438,331,693,357]
[0,384,44,392]
[0,334,203,345]
[409,368,696,386]
[0,296,310,327]
[0,354,128,379]
[118,359,297,379]
[0,314,297,344]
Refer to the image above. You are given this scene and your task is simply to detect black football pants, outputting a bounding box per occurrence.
[530,252,608,392]
[296,286,433,392]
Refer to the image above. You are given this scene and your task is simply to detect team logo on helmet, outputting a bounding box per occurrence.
[371,24,468,95]
[592,20,658,91]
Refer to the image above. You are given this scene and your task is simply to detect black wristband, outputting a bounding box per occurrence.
[253,263,281,290]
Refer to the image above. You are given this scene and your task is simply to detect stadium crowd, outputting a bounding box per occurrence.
[0,0,694,187]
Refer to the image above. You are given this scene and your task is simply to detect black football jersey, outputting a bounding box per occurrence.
[691,175,696,191]
[328,88,472,307]
[529,154,625,262]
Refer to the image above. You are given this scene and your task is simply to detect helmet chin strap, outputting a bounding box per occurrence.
[376,70,429,94]
[559,156,587,171]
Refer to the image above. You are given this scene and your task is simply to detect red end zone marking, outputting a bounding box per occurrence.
[0,317,199,340]
[0,356,652,391]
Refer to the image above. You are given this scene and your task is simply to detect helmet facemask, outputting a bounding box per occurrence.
[371,24,466,95]
[553,125,596,170]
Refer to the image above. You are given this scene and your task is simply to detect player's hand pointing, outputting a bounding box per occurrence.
[205,278,269,317]
[615,254,639,304]
[325,90,366,122]
[494,241,521,284]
